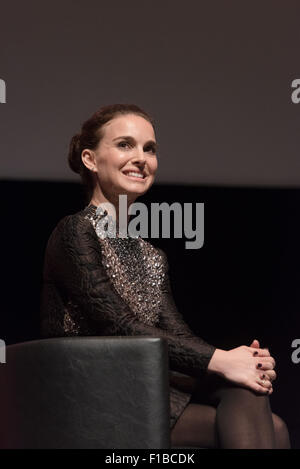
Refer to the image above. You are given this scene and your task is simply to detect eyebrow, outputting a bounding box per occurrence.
[113,135,157,147]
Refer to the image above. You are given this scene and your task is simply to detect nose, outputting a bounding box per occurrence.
[132,147,146,165]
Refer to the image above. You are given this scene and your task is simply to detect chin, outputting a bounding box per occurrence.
[120,185,149,198]
[118,177,154,197]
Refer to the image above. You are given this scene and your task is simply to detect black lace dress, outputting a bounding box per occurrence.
[40,204,217,430]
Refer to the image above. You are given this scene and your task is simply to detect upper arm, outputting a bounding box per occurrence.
[45,214,142,329]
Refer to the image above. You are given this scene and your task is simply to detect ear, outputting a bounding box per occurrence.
[81,149,97,172]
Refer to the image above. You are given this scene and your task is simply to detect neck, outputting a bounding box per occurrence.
[89,187,137,229]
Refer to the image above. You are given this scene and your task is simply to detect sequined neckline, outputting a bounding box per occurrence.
[85,204,97,212]
[84,203,106,218]
[83,203,142,241]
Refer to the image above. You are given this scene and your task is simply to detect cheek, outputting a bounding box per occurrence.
[112,152,129,172]
[149,159,158,175]
[97,151,124,173]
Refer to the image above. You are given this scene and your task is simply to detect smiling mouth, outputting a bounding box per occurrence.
[122,172,147,181]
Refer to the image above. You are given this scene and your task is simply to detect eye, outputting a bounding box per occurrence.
[117,141,131,149]
[117,140,157,154]
[145,145,157,154]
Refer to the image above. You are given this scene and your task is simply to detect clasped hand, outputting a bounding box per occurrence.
[209,339,276,394]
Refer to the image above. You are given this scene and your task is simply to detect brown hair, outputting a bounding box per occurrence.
[68,103,156,204]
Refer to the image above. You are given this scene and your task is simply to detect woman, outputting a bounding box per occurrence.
[40,103,290,448]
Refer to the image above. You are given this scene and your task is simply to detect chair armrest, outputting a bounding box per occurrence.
[0,336,170,449]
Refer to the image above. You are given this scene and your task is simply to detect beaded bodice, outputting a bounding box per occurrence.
[83,204,166,326]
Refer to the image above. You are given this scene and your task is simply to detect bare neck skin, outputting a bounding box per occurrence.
[89,182,137,229]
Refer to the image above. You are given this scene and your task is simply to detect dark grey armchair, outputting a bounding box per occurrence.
[0,336,171,449]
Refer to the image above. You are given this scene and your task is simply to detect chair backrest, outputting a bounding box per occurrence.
[0,336,170,449]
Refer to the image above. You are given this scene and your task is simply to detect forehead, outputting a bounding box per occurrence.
[102,114,155,140]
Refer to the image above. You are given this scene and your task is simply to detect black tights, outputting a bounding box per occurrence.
[171,374,291,449]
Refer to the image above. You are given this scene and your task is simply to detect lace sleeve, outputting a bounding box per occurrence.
[45,213,216,378]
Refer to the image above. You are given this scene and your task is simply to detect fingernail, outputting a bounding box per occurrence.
[253,351,258,356]
[257,363,262,368]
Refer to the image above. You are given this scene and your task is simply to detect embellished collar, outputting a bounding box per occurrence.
[83,204,141,241]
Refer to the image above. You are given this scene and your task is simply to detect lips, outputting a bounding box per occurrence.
[122,169,146,179]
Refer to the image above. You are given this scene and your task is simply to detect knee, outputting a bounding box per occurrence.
[272,413,291,449]
[219,385,271,410]
[272,413,288,435]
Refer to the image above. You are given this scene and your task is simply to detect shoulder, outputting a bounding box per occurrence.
[155,246,167,261]
[46,207,98,251]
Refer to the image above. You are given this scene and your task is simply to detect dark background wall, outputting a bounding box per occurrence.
[0,0,300,186]
[1,0,300,449]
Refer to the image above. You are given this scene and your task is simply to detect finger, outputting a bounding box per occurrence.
[251,382,271,395]
[259,373,273,386]
[256,361,275,371]
[254,354,275,363]
[264,370,276,382]
[252,348,271,357]
[256,358,276,369]
[250,339,260,348]
[257,375,272,389]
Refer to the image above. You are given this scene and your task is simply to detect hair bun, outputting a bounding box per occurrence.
[68,133,82,174]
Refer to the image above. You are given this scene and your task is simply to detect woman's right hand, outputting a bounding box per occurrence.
[207,342,276,394]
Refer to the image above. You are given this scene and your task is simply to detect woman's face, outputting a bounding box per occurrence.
[83,114,158,202]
